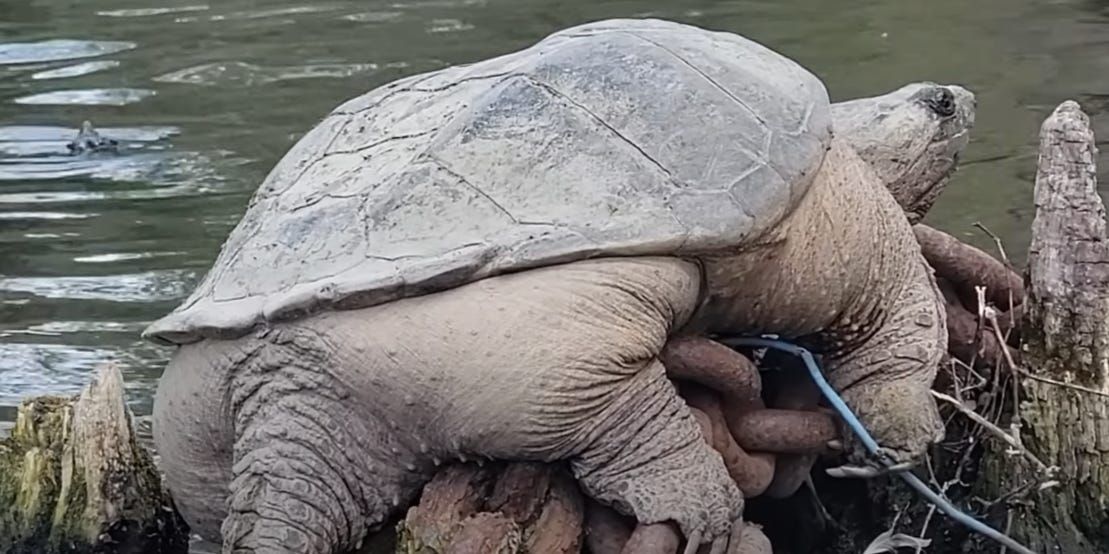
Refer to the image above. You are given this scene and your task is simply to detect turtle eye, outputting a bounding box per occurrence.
[923,87,957,118]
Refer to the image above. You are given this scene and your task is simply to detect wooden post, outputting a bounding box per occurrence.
[0,364,189,554]
[979,100,1109,553]
[395,462,584,554]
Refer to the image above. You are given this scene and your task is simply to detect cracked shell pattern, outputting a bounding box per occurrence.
[143,18,832,345]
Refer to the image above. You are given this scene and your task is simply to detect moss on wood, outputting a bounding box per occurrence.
[0,365,188,554]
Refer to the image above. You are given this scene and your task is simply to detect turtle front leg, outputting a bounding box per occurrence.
[570,358,744,552]
[826,257,947,470]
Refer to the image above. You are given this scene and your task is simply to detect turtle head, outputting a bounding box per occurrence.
[831,82,976,223]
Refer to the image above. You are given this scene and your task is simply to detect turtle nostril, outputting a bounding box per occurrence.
[926,88,957,117]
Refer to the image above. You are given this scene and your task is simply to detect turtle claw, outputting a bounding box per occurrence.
[826,441,918,478]
[825,464,882,479]
[709,530,729,554]
[703,519,752,554]
[682,528,703,554]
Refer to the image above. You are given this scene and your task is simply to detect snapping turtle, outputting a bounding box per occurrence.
[145,18,973,554]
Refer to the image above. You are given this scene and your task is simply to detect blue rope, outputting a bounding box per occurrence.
[717,336,1037,554]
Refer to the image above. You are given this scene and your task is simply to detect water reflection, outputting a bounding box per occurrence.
[154,61,389,87]
[73,251,186,264]
[342,11,404,23]
[12,88,156,106]
[0,342,120,402]
[210,5,341,20]
[0,39,136,65]
[0,269,196,303]
[30,60,121,80]
[427,18,474,33]
[0,211,94,220]
[0,125,179,143]
[95,6,211,18]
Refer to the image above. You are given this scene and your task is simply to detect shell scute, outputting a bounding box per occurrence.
[144,18,832,344]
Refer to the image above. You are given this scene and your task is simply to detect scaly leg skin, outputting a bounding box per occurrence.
[218,329,419,554]
[828,258,947,471]
[570,359,743,549]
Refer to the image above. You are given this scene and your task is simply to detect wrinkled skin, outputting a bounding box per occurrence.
[832,82,975,223]
[153,82,973,554]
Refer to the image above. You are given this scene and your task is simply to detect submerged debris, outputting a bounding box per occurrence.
[66,120,119,155]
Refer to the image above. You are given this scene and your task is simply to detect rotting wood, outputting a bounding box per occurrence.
[0,364,189,554]
[977,100,1109,554]
[395,462,584,554]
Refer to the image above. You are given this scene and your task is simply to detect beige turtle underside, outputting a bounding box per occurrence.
[144,18,832,345]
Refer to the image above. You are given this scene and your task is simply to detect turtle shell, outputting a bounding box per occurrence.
[144,18,832,345]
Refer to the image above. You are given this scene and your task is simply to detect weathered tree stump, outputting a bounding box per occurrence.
[977,100,1109,553]
[396,462,584,554]
[0,364,189,554]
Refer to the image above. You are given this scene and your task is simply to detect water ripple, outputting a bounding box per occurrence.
[30,60,121,80]
[0,211,94,221]
[0,125,179,143]
[0,124,238,186]
[210,5,341,21]
[389,0,486,7]
[0,269,197,303]
[73,251,186,264]
[0,154,176,183]
[427,18,474,33]
[0,343,120,404]
[3,321,149,337]
[0,39,137,66]
[342,11,404,23]
[12,88,156,106]
[97,6,210,18]
[154,61,386,86]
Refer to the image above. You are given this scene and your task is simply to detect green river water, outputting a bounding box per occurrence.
[1,0,1108,547]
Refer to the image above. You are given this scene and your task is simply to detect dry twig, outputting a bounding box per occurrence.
[972,221,1012,267]
[929,391,1050,475]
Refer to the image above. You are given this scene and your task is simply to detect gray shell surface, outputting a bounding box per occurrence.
[144,18,833,345]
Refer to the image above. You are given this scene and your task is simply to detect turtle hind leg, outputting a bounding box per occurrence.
[569,358,744,550]
[221,335,422,554]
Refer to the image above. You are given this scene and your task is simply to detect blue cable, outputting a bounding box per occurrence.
[717,336,1037,554]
